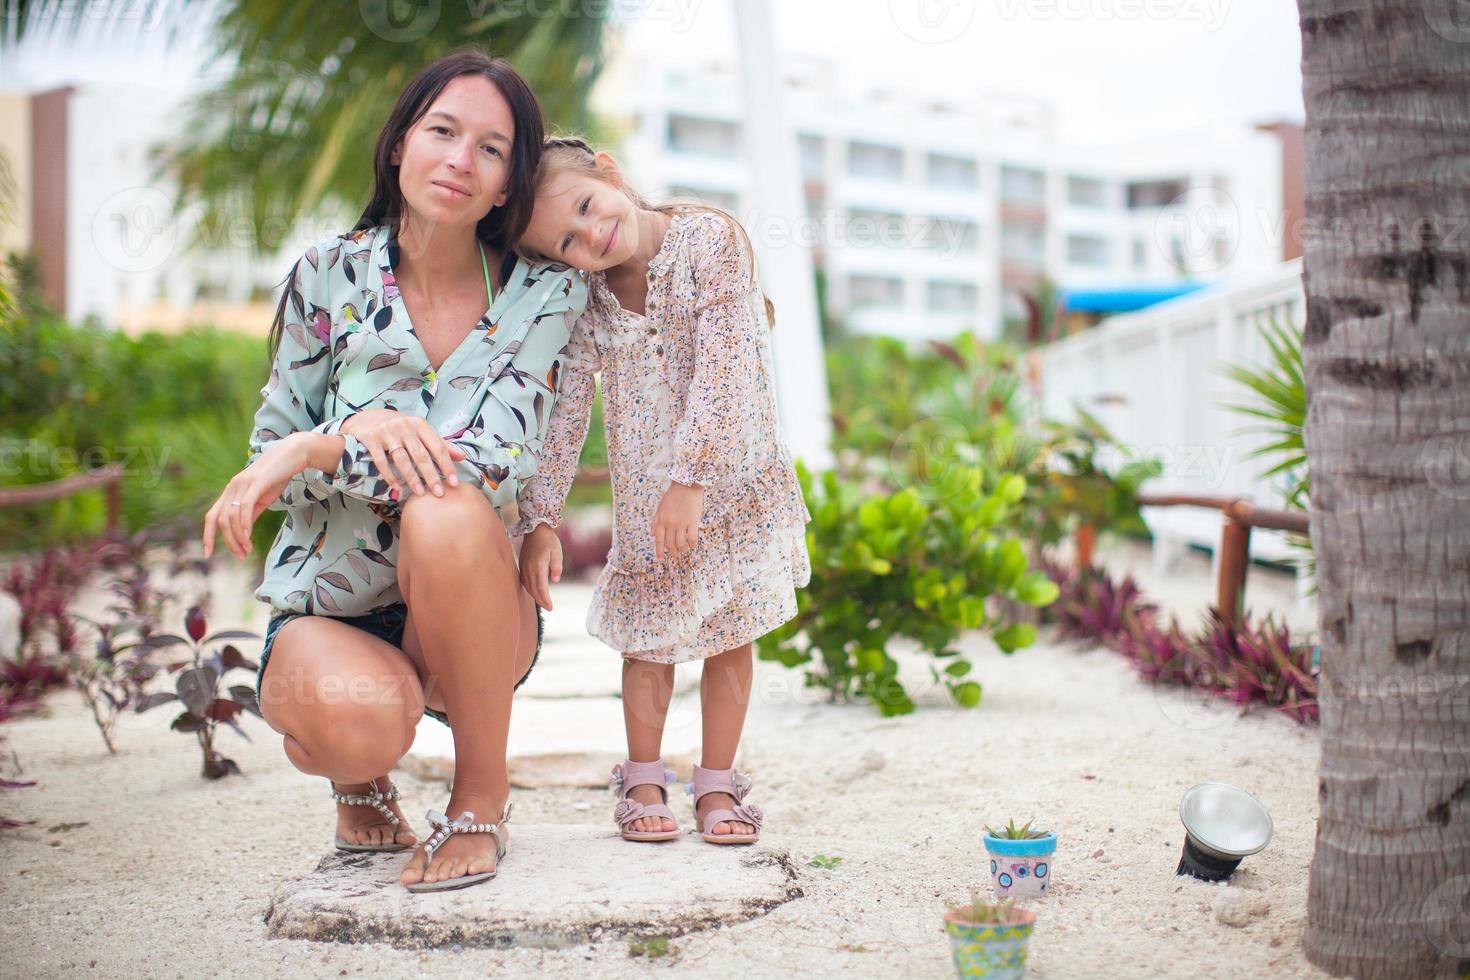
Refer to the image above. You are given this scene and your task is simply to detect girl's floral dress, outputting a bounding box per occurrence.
[513,211,811,663]
[249,223,587,617]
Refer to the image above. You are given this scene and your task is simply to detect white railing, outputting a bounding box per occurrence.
[1037,258,1307,582]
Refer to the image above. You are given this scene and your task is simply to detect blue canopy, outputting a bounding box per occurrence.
[1061,283,1209,313]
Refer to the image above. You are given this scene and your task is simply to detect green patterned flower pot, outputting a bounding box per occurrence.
[943,907,1037,979]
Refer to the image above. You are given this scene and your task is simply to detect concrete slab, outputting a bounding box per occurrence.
[263,824,801,949]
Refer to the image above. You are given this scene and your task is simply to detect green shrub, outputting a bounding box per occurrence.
[825,331,1159,552]
[1,284,280,553]
[757,461,1060,716]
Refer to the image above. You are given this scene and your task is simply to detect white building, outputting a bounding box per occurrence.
[597,50,1290,341]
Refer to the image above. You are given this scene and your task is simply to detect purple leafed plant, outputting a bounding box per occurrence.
[138,605,262,779]
[1047,561,1319,723]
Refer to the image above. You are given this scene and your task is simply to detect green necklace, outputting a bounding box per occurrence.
[478,240,494,305]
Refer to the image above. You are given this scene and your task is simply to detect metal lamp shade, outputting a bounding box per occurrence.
[1177,782,1273,881]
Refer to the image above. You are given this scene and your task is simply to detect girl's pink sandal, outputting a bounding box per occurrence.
[610,759,681,842]
[686,764,764,845]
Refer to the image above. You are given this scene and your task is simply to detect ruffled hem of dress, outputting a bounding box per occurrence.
[585,457,811,655]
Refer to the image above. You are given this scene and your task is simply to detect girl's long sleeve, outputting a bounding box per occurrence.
[668,216,766,490]
[510,309,601,537]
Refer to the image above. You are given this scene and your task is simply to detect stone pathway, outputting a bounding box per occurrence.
[266,828,801,949]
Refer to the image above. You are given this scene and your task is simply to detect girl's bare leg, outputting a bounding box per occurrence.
[698,643,755,836]
[621,657,677,833]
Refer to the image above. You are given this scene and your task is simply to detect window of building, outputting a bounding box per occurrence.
[1126,177,1189,210]
[927,280,978,312]
[667,114,741,158]
[848,274,905,308]
[798,133,825,180]
[1000,165,1046,204]
[847,141,904,180]
[927,153,978,189]
[668,186,740,211]
[847,208,909,248]
[924,216,980,254]
[1067,234,1110,267]
[1066,176,1107,208]
[1001,223,1045,265]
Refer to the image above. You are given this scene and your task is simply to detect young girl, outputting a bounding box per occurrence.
[513,137,811,844]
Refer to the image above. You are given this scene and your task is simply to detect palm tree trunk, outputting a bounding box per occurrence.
[1299,2,1470,977]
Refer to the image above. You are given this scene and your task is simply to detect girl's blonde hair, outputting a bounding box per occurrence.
[530,135,775,328]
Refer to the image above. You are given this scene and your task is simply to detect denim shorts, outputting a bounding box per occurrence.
[255,602,542,729]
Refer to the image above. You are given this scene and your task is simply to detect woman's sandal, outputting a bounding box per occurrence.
[686,764,764,845]
[329,777,414,853]
[403,803,512,894]
[610,759,681,842]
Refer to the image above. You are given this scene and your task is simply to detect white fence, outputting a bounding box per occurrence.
[1037,258,1307,581]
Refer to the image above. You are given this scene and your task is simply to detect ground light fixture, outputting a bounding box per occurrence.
[1177,782,1274,881]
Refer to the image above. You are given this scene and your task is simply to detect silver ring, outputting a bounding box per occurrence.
[388,444,406,453]
[230,502,243,507]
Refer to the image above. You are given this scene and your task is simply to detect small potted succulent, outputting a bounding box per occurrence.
[943,892,1037,979]
[983,819,1057,898]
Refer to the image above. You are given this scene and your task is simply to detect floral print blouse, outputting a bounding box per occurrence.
[248,223,587,617]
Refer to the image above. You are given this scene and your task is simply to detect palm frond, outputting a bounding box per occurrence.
[152,0,612,254]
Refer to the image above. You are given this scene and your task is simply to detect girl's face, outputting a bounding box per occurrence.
[390,75,515,233]
[522,160,640,271]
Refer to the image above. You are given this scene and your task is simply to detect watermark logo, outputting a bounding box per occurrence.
[1423,417,1470,502]
[888,0,976,44]
[90,186,177,274]
[360,0,441,43]
[1152,185,1239,275]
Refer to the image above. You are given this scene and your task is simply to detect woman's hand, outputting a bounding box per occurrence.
[341,409,466,499]
[652,482,705,561]
[202,432,318,560]
[518,524,563,611]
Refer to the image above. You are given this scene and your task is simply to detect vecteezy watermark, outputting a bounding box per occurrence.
[90,186,178,274]
[1425,1,1470,44]
[996,0,1230,31]
[742,208,978,262]
[1423,417,1470,502]
[1423,873,1470,959]
[33,0,170,32]
[359,0,442,43]
[0,441,174,488]
[1152,185,1240,275]
[359,0,703,42]
[888,0,977,44]
[1316,672,1470,711]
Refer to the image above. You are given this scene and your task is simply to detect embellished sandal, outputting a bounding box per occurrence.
[610,759,681,842]
[403,803,512,894]
[329,777,413,853]
[686,764,763,845]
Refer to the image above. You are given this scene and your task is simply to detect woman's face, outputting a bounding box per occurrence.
[390,74,515,233]
[521,165,640,272]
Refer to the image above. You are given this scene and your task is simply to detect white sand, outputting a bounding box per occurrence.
[0,543,1330,978]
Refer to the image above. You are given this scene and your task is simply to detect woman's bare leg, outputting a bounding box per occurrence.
[394,483,524,886]
[621,657,676,833]
[257,616,425,848]
[697,643,755,836]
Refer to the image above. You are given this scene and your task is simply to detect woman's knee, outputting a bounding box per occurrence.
[399,483,513,565]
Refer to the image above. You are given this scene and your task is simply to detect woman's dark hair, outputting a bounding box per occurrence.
[268,48,545,363]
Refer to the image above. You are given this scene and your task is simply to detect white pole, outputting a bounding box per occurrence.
[732,0,834,472]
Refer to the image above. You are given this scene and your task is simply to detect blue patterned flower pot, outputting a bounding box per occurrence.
[984,832,1057,899]
[943,907,1037,978]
